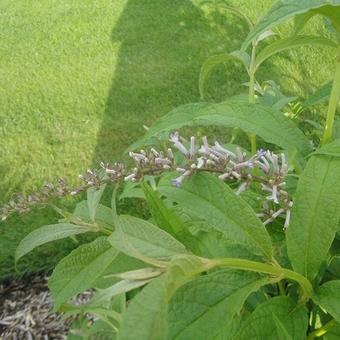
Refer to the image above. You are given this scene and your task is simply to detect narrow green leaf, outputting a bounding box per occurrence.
[317,5,340,33]
[287,155,340,280]
[108,268,163,280]
[303,81,332,108]
[128,95,311,158]
[159,173,273,260]
[168,270,269,340]
[312,138,340,157]
[313,280,340,322]
[87,184,107,222]
[216,3,253,31]
[108,215,188,262]
[255,30,277,44]
[234,297,308,340]
[61,303,122,325]
[73,200,113,227]
[199,53,249,99]
[91,278,153,307]
[48,237,118,310]
[111,183,119,224]
[255,35,337,71]
[142,182,191,245]
[294,12,316,34]
[242,0,340,49]
[15,223,92,264]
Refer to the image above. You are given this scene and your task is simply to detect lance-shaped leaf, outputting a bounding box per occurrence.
[48,237,118,310]
[313,280,340,322]
[159,173,273,260]
[90,278,154,308]
[312,138,340,158]
[199,52,250,99]
[108,215,188,262]
[142,182,192,246]
[15,223,93,264]
[254,35,337,71]
[87,184,107,222]
[118,255,208,340]
[303,81,333,108]
[287,155,340,281]
[234,297,308,340]
[128,96,311,158]
[168,269,269,340]
[242,0,340,49]
[73,200,114,228]
[216,3,253,31]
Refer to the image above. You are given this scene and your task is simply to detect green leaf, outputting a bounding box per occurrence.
[118,255,207,340]
[87,184,107,222]
[91,268,163,306]
[168,269,269,340]
[215,3,253,31]
[242,0,340,49]
[48,237,118,310]
[324,321,340,339]
[199,53,249,99]
[74,200,113,227]
[187,226,260,260]
[312,138,340,157]
[119,181,145,200]
[108,215,188,263]
[159,173,273,260]
[111,183,119,224]
[128,95,311,158]
[303,81,332,108]
[286,155,340,280]
[255,30,277,44]
[255,35,337,71]
[313,280,340,322]
[317,5,340,33]
[294,12,317,34]
[234,297,308,340]
[142,182,191,245]
[15,223,93,264]
[91,278,154,307]
[272,314,293,340]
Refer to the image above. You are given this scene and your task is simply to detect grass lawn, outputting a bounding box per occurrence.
[0,0,335,279]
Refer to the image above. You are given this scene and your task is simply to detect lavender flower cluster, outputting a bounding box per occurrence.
[0,133,292,228]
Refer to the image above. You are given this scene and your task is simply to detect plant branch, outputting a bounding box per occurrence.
[210,257,313,304]
[248,43,257,153]
[321,49,340,145]
[307,319,338,340]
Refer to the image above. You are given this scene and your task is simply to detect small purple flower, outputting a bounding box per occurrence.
[236,182,248,195]
[213,142,236,158]
[170,132,189,156]
[267,185,279,204]
[189,136,196,158]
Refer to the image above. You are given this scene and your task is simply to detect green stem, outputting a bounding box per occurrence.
[307,319,338,339]
[248,43,257,153]
[321,50,340,145]
[211,258,313,304]
[248,44,257,105]
[278,280,286,296]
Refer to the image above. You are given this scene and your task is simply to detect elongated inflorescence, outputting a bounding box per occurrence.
[0,133,292,227]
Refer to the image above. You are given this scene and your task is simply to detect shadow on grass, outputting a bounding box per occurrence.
[93,0,254,164]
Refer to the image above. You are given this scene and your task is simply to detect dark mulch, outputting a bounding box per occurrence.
[0,273,72,340]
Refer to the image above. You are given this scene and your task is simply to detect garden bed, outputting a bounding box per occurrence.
[0,273,71,339]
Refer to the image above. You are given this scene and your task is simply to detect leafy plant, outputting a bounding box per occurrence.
[2,0,340,339]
